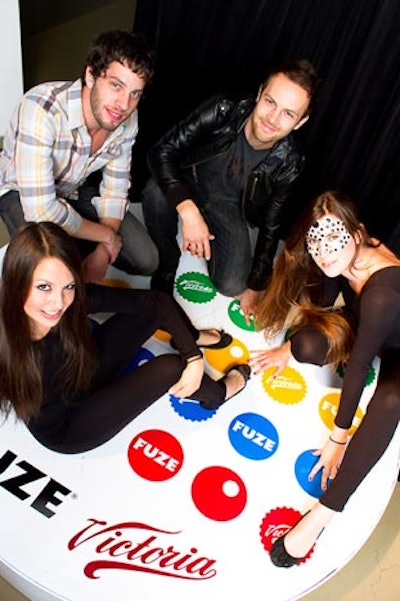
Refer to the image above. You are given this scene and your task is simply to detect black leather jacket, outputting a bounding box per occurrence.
[147,95,305,290]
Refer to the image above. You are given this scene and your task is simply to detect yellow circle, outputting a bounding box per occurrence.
[319,392,364,435]
[262,366,307,405]
[154,329,171,343]
[204,339,249,372]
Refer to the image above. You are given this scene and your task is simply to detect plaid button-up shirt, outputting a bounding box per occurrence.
[0,79,138,234]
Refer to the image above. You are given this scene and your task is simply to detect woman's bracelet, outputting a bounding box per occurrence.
[186,355,203,364]
[329,435,347,445]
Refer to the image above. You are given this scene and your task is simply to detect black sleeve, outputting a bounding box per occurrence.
[335,283,400,428]
[247,155,305,291]
[147,95,234,210]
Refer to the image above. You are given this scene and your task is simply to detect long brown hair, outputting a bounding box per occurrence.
[0,222,96,420]
[255,190,377,365]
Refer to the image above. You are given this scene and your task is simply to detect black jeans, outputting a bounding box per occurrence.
[142,178,253,296]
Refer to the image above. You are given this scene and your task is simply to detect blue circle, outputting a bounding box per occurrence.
[228,412,279,460]
[294,449,331,498]
[118,347,155,378]
[169,395,217,421]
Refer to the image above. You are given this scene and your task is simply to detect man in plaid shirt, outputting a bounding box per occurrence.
[0,30,158,282]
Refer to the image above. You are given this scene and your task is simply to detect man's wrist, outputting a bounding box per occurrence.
[98,242,113,263]
[176,199,197,216]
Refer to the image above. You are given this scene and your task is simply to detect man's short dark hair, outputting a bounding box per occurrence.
[262,58,319,116]
[83,30,154,85]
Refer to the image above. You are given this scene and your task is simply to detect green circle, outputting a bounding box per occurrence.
[176,272,217,303]
[228,299,257,331]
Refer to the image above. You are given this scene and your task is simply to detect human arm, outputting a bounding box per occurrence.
[309,279,400,488]
[335,281,400,428]
[10,95,87,233]
[236,288,261,325]
[13,86,133,237]
[147,96,239,260]
[245,142,304,291]
[309,426,349,491]
[176,199,215,260]
[249,340,292,377]
[168,356,205,398]
[81,217,122,282]
[147,95,238,209]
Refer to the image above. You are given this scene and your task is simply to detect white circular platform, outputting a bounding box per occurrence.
[0,246,399,601]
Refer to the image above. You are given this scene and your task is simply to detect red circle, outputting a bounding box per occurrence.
[191,466,247,521]
[127,429,184,481]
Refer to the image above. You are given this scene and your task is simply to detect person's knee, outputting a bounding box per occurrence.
[0,190,26,236]
[130,242,159,274]
[157,353,184,385]
[212,273,246,298]
[291,328,329,365]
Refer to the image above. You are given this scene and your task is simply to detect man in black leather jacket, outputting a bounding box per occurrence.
[142,59,318,322]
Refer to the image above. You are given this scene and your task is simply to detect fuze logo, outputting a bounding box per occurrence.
[176,272,216,303]
[68,518,217,580]
[229,413,279,460]
[319,392,363,435]
[128,430,184,481]
[259,507,314,564]
[0,449,71,518]
[228,299,256,331]
[262,366,307,404]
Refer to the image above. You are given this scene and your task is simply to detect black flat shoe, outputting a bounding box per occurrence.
[270,511,322,568]
[270,534,303,568]
[198,329,233,349]
[223,363,251,400]
[200,364,251,410]
[170,329,233,351]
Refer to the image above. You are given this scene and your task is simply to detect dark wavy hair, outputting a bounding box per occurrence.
[82,30,154,85]
[255,190,378,365]
[0,222,96,421]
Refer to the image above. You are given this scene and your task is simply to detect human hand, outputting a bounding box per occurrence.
[236,288,260,325]
[168,358,205,398]
[309,432,348,491]
[249,341,292,376]
[102,229,122,263]
[178,200,215,260]
[82,244,110,283]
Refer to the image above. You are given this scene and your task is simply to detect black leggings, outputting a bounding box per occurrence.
[34,300,226,454]
[291,328,400,511]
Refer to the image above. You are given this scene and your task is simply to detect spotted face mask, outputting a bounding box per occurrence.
[306,215,351,259]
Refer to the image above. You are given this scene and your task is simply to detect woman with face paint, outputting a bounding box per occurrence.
[250,190,400,568]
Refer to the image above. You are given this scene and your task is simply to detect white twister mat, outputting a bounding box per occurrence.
[0,238,399,601]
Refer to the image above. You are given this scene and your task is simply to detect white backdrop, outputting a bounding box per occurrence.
[0,0,23,136]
